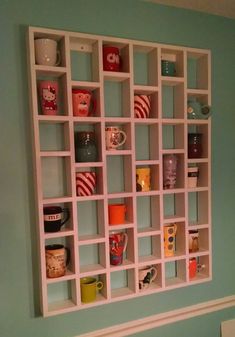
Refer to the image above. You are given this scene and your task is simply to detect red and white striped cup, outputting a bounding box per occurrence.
[134,95,151,118]
[76,172,96,196]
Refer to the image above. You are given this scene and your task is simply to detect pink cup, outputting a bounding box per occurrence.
[76,172,96,196]
[72,89,96,117]
[38,80,58,115]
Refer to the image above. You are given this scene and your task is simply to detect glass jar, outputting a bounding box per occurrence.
[188,133,203,158]
[75,131,97,162]
[163,154,178,189]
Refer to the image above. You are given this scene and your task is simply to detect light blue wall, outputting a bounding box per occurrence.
[0,1,235,336]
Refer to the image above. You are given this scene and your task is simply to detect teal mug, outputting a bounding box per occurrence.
[161,60,176,76]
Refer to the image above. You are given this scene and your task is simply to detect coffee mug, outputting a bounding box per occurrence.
[136,168,151,192]
[188,167,199,188]
[109,231,128,265]
[108,204,126,225]
[105,126,127,150]
[80,277,103,303]
[138,266,157,290]
[164,223,177,257]
[134,95,151,119]
[189,258,205,279]
[161,60,176,76]
[72,89,96,117]
[103,45,121,72]
[45,244,70,278]
[43,206,70,232]
[188,230,199,252]
[76,171,96,196]
[34,38,60,66]
[38,80,58,115]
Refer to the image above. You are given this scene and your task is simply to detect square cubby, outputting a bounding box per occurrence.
[70,36,99,82]
[138,234,161,263]
[39,121,70,152]
[165,259,186,287]
[187,162,208,189]
[79,273,107,304]
[187,51,209,90]
[188,254,210,282]
[163,154,185,190]
[134,90,159,119]
[105,122,131,151]
[47,279,77,313]
[43,201,73,234]
[41,156,72,199]
[75,166,104,197]
[107,155,132,194]
[102,41,130,73]
[133,45,158,86]
[104,79,131,117]
[163,192,185,220]
[187,93,211,120]
[161,48,184,78]
[188,227,210,254]
[109,228,135,268]
[110,268,135,299]
[79,242,106,274]
[137,195,160,233]
[162,83,184,119]
[77,199,105,241]
[74,122,102,163]
[71,84,101,118]
[108,196,133,226]
[188,191,209,226]
[36,73,69,116]
[162,123,184,150]
[163,221,186,258]
[135,123,159,161]
[138,263,162,292]
[136,164,159,192]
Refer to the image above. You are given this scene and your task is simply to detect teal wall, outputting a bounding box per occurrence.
[1,0,235,336]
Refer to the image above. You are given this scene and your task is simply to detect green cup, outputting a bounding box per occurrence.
[80,277,103,303]
[161,60,176,76]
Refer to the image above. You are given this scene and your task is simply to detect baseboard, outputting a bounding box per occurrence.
[78,295,235,337]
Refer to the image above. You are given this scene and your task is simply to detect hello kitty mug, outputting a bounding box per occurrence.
[38,80,58,115]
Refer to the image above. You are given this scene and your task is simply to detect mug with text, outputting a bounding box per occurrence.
[43,206,70,232]
[103,45,121,72]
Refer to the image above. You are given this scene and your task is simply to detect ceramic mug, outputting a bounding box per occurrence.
[80,277,103,303]
[136,167,151,192]
[38,80,58,115]
[161,60,176,76]
[134,95,151,119]
[108,204,126,225]
[43,206,70,232]
[188,230,199,252]
[76,171,96,196]
[103,45,121,72]
[34,38,60,66]
[72,89,96,117]
[189,258,205,279]
[138,266,157,290]
[45,244,70,278]
[109,231,128,265]
[105,126,127,150]
[188,166,199,188]
[164,224,177,257]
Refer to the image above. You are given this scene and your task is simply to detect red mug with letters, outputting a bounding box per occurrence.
[72,89,96,117]
[103,45,121,72]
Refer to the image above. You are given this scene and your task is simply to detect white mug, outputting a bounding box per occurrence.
[105,126,127,150]
[138,266,157,290]
[34,38,60,66]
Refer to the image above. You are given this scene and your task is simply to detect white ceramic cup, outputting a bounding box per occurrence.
[138,266,157,290]
[105,126,127,150]
[34,38,60,66]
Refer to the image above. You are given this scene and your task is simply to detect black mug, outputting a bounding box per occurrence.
[43,206,70,232]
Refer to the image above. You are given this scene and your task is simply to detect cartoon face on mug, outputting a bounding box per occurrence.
[42,87,57,112]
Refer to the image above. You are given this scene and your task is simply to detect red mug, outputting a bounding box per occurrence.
[38,80,58,115]
[72,89,96,117]
[103,45,121,72]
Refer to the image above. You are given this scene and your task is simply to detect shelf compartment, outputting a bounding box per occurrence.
[110,268,136,299]
[136,163,160,192]
[41,156,72,199]
[134,90,159,119]
[79,273,108,305]
[187,162,208,189]
[77,199,105,240]
[107,155,133,194]
[163,192,185,220]
[70,36,99,82]
[163,153,185,190]
[188,227,210,254]
[138,263,163,292]
[187,123,209,160]
[138,234,161,262]
[135,123,159,161]
[188,190,209,225]
[75,165,104,196]
[162,123,185,150]
[162,83,184,119]
[102,41,130,73]
[39,121,70,152]
[163,221,186,258]
[108,196,134,226]
[104,79,131,117]
[79,242,106,273]
[161,48,184,78]
[109,227,135,267]
[105,121,132,151]
[165,259,186,287]
[133,44,158,86]
[137,195,160,233]
[188,254,210,282]
[187,51,209,90]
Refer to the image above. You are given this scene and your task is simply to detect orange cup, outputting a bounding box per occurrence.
[108,204,126,225]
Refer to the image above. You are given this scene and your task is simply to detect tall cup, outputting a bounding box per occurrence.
[45,244,70,278]
[72,89,96,117]
[164,223,177,257]
[109,231,128,265]
[38,80,58,115]
[34,38,61,66]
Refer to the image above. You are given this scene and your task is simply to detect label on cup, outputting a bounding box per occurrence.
[44,213,62,221]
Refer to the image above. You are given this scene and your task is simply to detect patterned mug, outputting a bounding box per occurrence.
[76,171,96,196]
[134,95,151,118]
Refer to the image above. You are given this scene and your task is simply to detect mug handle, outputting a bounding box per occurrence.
[123,233,128,253]
[65,247,70,266]
[96,281,103,291]
[112,130,127,148]
[61,208,70,226]
[197,264,205,272]
[150,267,158,282]
[55,50,61,66]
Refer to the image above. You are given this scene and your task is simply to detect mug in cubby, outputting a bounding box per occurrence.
[45,244,70,278]
[164,223,177,257]
[75,131,97,162]
[138,266,157,290]
[161,60,176,76]
[188,133,203,158]
[108,203,126,225]
[38,80,58,115]
[105,126,127,150]
[103,45,121,72]
[43,206,70,232]
[163,154,178,189]
[188,230,199,253]
[136,167,151,192]
[109,231,128,265]
[80,277,103,303]
[72,89,96,117]
[188,166,199,188]
[134,95,151,119]
[189,258,205,279]
[76,171,96,196]
[34,38,61,66]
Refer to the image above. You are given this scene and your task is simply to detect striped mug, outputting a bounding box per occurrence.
[76,171,96,196]
[134,95,151,118]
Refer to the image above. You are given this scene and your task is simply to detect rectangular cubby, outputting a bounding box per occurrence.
[28,26,211,316]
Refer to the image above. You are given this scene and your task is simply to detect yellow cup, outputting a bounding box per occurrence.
[136,168,151,192]
[80,277,103,303]
[164,223,177,257]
